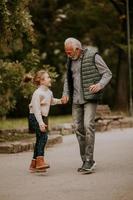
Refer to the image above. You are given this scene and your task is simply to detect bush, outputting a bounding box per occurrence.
[0,60,25,117]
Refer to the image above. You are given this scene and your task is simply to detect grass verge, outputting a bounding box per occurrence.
[0,115,72,130]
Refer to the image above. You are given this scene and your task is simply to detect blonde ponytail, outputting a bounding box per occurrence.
[23,74,33,83]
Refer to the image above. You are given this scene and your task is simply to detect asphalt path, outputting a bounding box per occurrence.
[0,128,133,200]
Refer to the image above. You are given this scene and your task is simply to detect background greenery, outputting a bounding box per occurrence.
[0,115,72,130]
[0,0,133,119]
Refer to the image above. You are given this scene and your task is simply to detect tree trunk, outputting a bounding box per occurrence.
[114,50,129,113]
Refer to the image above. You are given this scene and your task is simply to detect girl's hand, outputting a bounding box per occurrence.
[39,123,47,132]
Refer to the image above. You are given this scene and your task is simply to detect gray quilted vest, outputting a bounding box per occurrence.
[67,48,101,102]
[81,48,101,100]
[67,47,101,101]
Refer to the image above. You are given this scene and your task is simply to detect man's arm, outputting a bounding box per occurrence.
[95,54,112,88]
[89,54,112,93]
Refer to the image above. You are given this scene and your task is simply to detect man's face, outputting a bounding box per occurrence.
[65,45,81,60]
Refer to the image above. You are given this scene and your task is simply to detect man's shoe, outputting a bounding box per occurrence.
[82,160,96,172]
[77,162,85,172]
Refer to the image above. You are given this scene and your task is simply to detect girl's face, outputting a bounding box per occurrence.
[40,72,51,87]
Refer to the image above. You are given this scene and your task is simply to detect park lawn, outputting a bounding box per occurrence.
[0,115,72,130]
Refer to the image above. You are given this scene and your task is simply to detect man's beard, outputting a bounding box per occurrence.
[70,55,79,60]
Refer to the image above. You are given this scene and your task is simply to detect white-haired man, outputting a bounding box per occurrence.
[62,37,112,173]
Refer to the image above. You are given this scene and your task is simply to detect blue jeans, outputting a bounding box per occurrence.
[29,114,48,159]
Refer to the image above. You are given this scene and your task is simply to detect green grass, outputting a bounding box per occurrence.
[0,115,72,130]
[0,118,28,130]
[49,115,72,129]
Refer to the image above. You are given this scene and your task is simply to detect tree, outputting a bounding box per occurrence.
[109,0,133,113]
[0,60,24,117]
[0,0,35,117]
[0,0,60,117]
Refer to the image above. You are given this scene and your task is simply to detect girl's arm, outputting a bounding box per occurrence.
[50,92,62,105]
[51,98,62,105]
[32,92,46,131]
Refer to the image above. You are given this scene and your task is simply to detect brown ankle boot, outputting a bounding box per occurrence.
[43,158,50,169]
[36,156,50,169]
[29,159,36,171]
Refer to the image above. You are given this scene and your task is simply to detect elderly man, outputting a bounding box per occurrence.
[62,37,112,173]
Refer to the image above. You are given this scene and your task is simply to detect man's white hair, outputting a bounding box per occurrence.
[64,37,82,49]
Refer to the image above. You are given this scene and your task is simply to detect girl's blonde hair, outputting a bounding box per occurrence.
[23,70,48,86]
[33,70,47,85]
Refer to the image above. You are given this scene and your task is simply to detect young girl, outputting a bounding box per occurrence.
[27,70,62,172]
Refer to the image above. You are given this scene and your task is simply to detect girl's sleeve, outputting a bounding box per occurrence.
[32,92,44,126]
[50,92,62,105]
[62,73,70,97]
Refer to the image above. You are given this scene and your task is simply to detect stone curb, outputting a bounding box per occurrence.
[0,134,63,154]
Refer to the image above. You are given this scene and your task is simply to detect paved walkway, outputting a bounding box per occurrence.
[0,128,133,200]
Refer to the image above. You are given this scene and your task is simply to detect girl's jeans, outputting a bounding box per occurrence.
[29,114,48,159]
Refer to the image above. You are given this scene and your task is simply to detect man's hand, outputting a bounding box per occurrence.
[39,123,47,132]
[61,96,69,104]
[89,83,102,93]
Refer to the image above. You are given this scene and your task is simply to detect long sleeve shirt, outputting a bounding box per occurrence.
[63,53,112,104]
[29,85,61,125]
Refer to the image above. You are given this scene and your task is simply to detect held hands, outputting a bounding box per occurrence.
[89,83,102,93]
[61,96,69,104]
[39,123,47,132]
